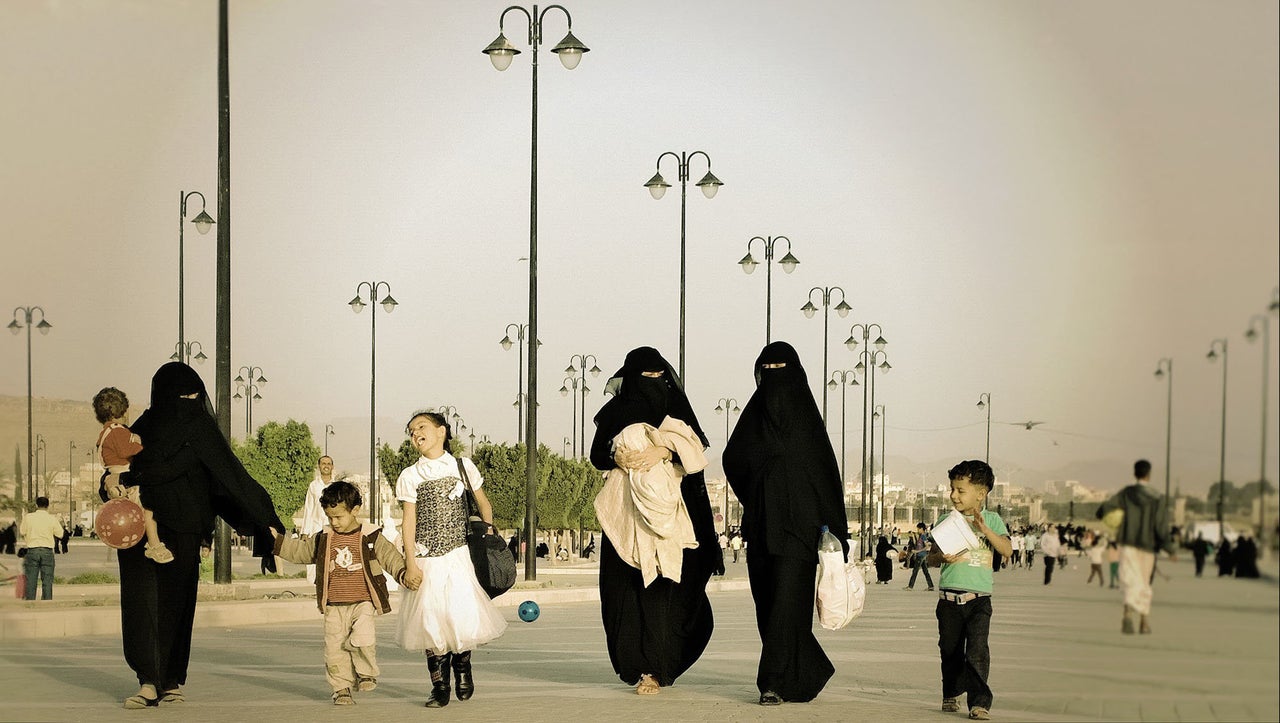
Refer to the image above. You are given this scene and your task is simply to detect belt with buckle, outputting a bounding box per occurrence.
[939,590,989,605]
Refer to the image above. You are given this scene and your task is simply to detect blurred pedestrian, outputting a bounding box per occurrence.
[300,455,337,583]
[1215,537,1235,577]
[1095,459,1176,634]
[19,496,65,600]
[1086,538,1105,586]
[1190,532,1210,577]
[1040,524,1060,585]
[874,535,897,584]
[904,522,935,591]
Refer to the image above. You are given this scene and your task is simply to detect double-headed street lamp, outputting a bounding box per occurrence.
[349,281,398,525]
[827,370,860,494]
[171,340,208,365]
[177,190,215,350]
[976,392,992,463]
[873,404,886,531]
[1245,291,1275,553]
[10,306,52,503]
[1154,360,1173,525]
[324,424,335,456]
[564,354,601,457]
[739,236,799,344]
[801,286,851,425]
[715,397,741,531]
[644,150,723,382]
[1207,338,1229,543]
[483,3,589,582]
[845,323,885,553]
[559,376,588,458]
[865,350,890,541]
[500,323,532,443]
[233,366,267,438]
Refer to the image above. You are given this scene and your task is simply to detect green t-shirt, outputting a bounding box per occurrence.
[937,509,1009,594]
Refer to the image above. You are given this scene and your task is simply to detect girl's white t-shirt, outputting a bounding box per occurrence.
[395,453,484,503]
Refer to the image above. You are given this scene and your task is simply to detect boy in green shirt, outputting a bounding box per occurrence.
[926,460,1012,720]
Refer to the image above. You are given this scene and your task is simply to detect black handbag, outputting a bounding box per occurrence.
[456,458,516,598]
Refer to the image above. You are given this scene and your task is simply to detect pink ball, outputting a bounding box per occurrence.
[95,498,146,550]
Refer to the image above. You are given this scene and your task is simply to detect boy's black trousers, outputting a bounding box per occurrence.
[935,596,993,711]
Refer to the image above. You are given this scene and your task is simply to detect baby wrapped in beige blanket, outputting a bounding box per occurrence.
[593,416,708,586]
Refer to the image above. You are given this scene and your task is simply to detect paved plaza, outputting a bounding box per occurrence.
[1,545,1276,722]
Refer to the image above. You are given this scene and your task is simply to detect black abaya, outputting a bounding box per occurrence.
[875,537,896,583]
[723,341,849,702]
[590,347,719,687]
[108,363,282,692]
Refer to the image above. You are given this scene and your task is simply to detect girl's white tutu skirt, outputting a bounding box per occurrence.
[397,545,508,654]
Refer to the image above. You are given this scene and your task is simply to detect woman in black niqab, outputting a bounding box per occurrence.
[590,347,720,693]
[105,362,283,707]
[722,341,849,705]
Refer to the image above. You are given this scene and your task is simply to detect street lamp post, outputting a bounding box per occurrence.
[500,323,531,443]
[845,323,885,555]
[170,341,208,366]
[873,404,886,532]
[483,3,589,582]
[35,435,46,498]
[1246,295,1274,553]
[565,354,600,457]
[643,150,722,382]
[233,365,267,438]
[801,286,851,425]
[1207,338,1229,543]
[9,306,52,503]
[976,393,992,463]
[324,424,335,457]
[349,281,398,526]
[866,351,890,537]
[739,236,799,344]
[177,190,215,351]
[67,441,77,520]
[1154,359,1173,526]
[559,376,582,458]
[715,397,740,532]
[826,371,860,493]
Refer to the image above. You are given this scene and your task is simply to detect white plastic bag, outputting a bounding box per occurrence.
[815,548,865,630]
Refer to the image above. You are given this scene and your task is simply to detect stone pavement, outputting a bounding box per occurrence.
[1,552,1276,722]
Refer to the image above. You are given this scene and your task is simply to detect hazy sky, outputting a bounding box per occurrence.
[2,0,1277,495]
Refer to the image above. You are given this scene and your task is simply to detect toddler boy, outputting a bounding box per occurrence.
[273,480,408,705]
[926,460,1012,721]
[93,387,172,563]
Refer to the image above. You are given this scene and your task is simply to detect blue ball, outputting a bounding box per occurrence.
[518,600,540,623]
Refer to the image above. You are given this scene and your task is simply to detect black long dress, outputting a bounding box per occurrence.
[590,347,720,687]
[107,362,283,693]
[723,341,849,703]
[875,536,896,583]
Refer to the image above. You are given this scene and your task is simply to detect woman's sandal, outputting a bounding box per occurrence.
[635,674,660,695]
[123,693,158,709]
[159,689,185,704]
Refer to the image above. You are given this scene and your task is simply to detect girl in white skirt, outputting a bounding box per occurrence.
[396,411,507,708]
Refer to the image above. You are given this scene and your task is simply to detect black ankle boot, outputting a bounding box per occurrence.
[425,654,451,708]
[453,651,474,701]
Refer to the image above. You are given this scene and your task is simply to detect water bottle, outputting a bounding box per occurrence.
[819,525,843,553]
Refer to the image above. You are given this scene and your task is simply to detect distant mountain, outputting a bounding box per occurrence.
[0,394,101,488]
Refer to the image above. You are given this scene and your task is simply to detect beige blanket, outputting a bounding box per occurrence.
[593,416,708,586]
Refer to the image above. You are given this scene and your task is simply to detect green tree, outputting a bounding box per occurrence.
[378,439,418,490]
[472,442,530,529]
[231,420,321,529]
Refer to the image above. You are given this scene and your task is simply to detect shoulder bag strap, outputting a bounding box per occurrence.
[456,457,480,518]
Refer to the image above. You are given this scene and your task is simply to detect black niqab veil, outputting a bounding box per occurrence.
[128,362,282,552]
[591,346,709,464]
[723,341,848,557]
